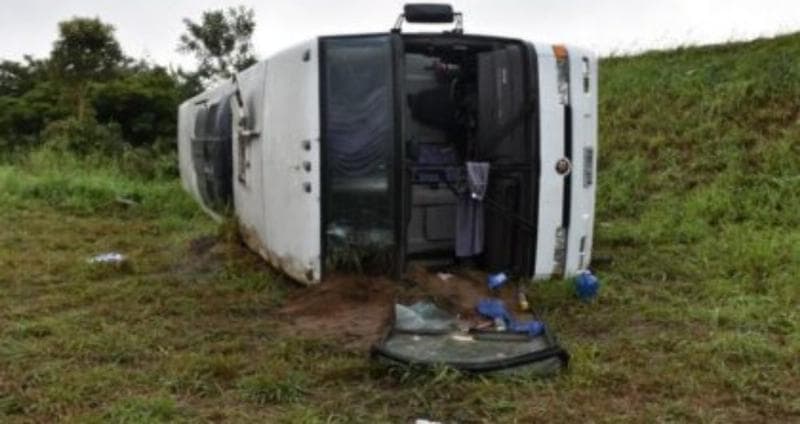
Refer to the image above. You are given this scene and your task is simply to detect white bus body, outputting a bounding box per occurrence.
[178,29,597,285]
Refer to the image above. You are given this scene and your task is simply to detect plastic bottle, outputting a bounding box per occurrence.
[518,290,530,311]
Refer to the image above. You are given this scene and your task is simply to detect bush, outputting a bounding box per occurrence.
[120,137,179,180]
[0,81,69,151]
[41,117,124,157]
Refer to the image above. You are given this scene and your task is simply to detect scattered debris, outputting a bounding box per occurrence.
[395,302,458,333]
[402,265,519,319]
[274,263,570,375]
[88,252,126,265]
[373,297,567,375]
[487,271,508,289]
[114,196,139,207]
[575,270,600,301]
[179,231,577,377]
[436,272,453,281]
[275,266,518,351]
[476,298,544,337]
[517,289,530,311]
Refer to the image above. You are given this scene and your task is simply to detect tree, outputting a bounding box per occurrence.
[172,67,205,99]
[178,6,257,85]
[0,56,48,97]
[49,17,125,119]
[0,60,33,97]
[92,66,182,147]
[0,57,68,150]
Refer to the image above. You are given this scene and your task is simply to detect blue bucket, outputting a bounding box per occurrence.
[575,271,599,301]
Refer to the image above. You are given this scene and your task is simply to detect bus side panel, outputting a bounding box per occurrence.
[532,43,566,280]
[261,40,322,284]
[564,48,598,274]
[232,61,268,274]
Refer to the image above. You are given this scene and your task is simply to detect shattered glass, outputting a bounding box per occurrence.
[374,302,569,376]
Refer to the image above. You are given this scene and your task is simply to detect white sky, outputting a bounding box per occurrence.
[2,0,800,69]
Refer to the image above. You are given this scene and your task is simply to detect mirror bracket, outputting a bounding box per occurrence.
[392,4,463,34]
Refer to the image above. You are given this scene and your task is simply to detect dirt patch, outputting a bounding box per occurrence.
[172,234,229,276]
[275,264,525,351]
[178,234,273,278]
[276,274,397,350]
[182,236,527,352]
[188,235,218,256]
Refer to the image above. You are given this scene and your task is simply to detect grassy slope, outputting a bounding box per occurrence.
[1,34,799,422]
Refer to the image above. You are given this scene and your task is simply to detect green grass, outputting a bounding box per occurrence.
[2,34,800,422]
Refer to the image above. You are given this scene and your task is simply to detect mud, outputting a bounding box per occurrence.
[276,274,397,350]
[186,235,528,352]
[276,264,523,351]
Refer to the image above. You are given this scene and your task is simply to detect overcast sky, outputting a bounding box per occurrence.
[2,0,800,69]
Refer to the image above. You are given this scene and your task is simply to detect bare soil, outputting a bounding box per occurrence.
[276,273,397,350]
[275,263,524,351]
[183,235,530,351]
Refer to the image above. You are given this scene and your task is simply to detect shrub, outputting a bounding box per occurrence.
[92,68,182,147]
[41,117,124,157]
[120,139,179,180]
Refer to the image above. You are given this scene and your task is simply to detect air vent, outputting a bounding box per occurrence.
[583,147,594,187]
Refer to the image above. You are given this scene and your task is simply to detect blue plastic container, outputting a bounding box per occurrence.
[487,272,508,289]
[575,271,600,301]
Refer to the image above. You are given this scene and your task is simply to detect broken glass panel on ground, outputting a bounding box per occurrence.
[272,264,570,376]
[372,300,569,376]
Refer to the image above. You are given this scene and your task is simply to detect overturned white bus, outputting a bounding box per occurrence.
[178,4,598,285]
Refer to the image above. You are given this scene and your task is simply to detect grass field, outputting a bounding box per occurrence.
[1,34,799,422]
